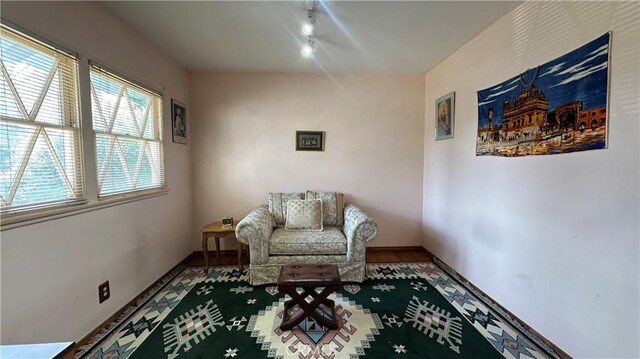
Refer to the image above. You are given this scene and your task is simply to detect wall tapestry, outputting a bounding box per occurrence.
[476,32,610,157]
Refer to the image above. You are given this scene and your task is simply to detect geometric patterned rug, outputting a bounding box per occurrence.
[77,262,554,359]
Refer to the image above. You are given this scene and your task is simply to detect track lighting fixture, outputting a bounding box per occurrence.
[301,0,315,58]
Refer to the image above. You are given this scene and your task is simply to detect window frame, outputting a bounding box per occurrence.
[0,21,169,229]
[0,22,86,216]
[89,61,166,198]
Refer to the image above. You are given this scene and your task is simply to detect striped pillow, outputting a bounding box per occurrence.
[305,191,344,227]
[268,192,305,225]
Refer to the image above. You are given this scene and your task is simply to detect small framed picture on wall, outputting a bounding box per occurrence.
[435,92,455,140]
[296,131,324,151]
[171,99,187,144]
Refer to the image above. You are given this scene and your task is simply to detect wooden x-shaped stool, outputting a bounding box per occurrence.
[277,264,342,331]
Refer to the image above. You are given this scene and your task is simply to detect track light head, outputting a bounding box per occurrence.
[302,21,314,36]
[301,39,314,57]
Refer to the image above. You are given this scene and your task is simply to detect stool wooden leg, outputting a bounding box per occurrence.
[202,233,209,271]
[215,237,221,263]
[278,285,340,331]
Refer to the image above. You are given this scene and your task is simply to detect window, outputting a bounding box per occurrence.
[0,24,84,214]
[89,64,164,197]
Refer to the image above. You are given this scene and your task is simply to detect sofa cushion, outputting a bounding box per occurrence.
[305,191,344,227]
[269,192,305,225]
[269,227,347,255]
[284,199,323,232]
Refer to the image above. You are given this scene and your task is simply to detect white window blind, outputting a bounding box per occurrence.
[89,65,164,197]
[0,24,84,214]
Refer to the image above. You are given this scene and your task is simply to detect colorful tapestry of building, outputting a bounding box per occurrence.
[476,33,610,157]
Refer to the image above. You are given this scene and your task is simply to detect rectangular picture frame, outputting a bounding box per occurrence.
[171,99,187,144]
[296,131,324,151]
[435,92,455,141]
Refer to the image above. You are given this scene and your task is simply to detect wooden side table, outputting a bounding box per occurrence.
[201,221,245,271]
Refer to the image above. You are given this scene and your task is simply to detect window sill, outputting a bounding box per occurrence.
[1,188,169,231]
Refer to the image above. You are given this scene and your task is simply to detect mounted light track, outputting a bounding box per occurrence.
[301,0,315,58]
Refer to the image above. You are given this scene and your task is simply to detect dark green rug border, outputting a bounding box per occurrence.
[432,258,566,359]
[74,264,186,358]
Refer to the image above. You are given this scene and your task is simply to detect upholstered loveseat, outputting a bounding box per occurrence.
[235,191,378,285]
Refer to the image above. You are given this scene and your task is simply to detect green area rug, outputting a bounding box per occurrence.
[79,263,552,359]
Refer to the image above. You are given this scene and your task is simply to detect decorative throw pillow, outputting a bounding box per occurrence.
[284,199,323,231]
[269,192,305,225]
[305,191,344,227]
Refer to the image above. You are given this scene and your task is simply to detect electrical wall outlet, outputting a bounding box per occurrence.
[98,280,110,303]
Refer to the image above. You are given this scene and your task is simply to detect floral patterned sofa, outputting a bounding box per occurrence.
[235,191,378,285]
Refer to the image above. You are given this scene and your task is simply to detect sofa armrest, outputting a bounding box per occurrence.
[236,205,274,265]
[344,203,378,243]
[343,203,378,263]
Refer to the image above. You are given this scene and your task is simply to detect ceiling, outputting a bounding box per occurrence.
[101,1,520,73]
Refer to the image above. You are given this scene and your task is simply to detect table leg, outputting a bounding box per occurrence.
[202,232,209,271]
[215,237,221,263]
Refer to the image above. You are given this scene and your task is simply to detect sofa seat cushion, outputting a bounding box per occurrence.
[269,227,347,255]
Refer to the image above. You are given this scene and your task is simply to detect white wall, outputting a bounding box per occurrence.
[422,2,639,358]
[0,2,192,343]
[189,73,425,248]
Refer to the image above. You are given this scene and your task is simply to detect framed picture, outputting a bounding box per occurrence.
[296,131,324,151]
[435,92,455,140]
[171,99,187,144]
